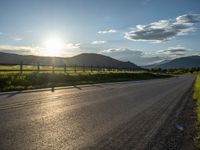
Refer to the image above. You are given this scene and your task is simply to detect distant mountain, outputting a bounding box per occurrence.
[143,60,171,69]
[145,55,200,69]
[0,52,141,69]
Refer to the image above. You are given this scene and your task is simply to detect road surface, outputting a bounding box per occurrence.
[0,76,195,150]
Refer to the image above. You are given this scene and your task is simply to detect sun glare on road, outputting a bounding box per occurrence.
[43,37,65,56]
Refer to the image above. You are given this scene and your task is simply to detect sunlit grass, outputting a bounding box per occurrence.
[0,71,170,92]
[0,65,64,71]
[194,74,200,149]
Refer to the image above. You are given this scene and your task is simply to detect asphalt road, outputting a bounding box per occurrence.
[0,76,195,150]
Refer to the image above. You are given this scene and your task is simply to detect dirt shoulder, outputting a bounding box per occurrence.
[145,85,197,150]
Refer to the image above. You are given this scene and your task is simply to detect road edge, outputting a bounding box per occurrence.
[0,78,171,96]
[145,79,197,150]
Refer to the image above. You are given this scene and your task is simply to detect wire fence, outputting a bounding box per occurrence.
[0,62,138,73]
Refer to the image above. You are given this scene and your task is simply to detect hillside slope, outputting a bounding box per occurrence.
[0,52,141,69]
[145,56,200,69]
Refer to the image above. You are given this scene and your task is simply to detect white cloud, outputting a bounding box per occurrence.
[156,46,193,59]
[100,46,199,65]
[98,29,117,34]
[161,46,188,54]
[176,14,200,23]
[65,43,80,49]
[13,37,23,41]
[0,42,82,56]
[100,48,162,65]
[0,45,40,55]
[125,13,200,42]
[91,40,107,44]
[101,48,143,56]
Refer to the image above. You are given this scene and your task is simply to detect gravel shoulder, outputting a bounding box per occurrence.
[145,81,197,150]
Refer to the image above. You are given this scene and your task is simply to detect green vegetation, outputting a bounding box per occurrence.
[151,67,200,75]
[0,65,65,71]
[0,65,139,72]
[0,71,171,92]
[194,74,200,149]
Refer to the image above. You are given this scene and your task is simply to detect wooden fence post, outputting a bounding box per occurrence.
[83,65,85,72]
[52,64,55,73]
[64,64,67,72]
[90,65,93,72]
[20,61,23,73]
[108,66,110,72]
[74,64,77,72]
[37,62,40,72]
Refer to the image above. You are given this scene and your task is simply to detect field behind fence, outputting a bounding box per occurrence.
[0,63,139,73]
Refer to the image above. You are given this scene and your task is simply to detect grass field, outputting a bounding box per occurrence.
[0,71,171,92]
[0,65,72,71]
[0,65,143,72]
[194,74,200,148]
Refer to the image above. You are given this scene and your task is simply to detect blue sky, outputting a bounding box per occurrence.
[0,0,200,65]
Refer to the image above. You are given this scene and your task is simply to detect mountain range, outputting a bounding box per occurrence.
[1,52,200,69]
[0,52,141,69]
[144,55,200,69]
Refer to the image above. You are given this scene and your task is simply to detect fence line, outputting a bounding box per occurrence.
[0,62,137,73]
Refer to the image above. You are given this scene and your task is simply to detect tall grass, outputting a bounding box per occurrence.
[0,72,170,92]
[194,74,200,149]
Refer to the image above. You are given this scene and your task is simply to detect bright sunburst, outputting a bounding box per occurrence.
[43,37,65,56]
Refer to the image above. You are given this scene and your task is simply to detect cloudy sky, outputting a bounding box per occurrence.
[0,0,200,65]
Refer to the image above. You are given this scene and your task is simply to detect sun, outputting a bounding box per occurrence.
[43,37,65,56]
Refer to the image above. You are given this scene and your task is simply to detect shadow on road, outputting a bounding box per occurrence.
[73,85,82,90]
[7,91,22,98]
